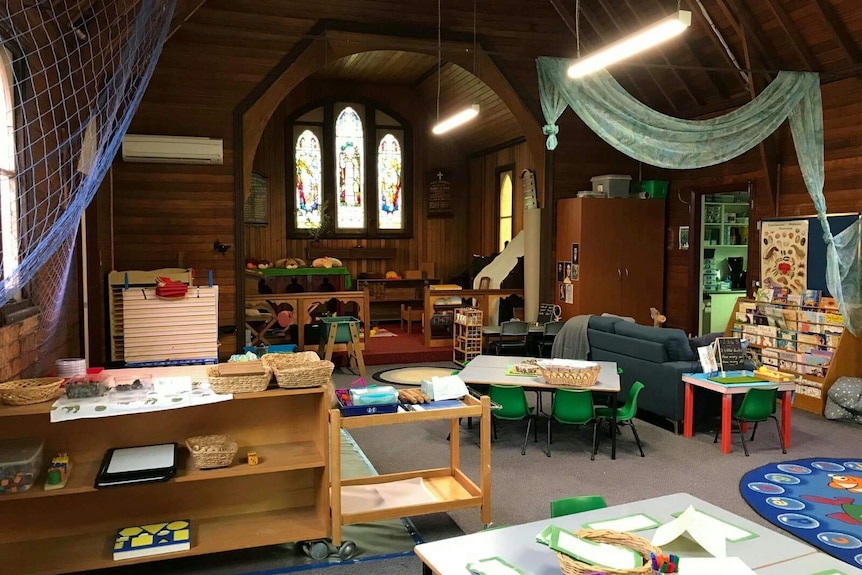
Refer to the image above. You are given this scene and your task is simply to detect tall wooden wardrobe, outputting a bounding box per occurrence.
[556,197,665,326]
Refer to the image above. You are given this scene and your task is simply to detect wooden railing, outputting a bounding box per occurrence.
[423,287,524,348]
[245,290,370,352]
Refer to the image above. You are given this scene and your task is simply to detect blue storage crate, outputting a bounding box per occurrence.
[243,344,297,354]
[336,394,398,416]
[319,316,360,344]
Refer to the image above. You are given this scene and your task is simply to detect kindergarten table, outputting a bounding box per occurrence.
[681,373,795,454]
[414,492,816,575]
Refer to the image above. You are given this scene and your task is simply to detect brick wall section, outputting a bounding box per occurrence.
[0,315,40,382]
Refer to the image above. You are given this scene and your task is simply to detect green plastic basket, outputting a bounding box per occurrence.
[319,316,360,344]
[640,180,669,199]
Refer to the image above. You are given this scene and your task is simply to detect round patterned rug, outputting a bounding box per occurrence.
[740,457,862,568]
[372,366,457,386]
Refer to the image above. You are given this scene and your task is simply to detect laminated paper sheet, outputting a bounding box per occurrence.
[341,477,438,514]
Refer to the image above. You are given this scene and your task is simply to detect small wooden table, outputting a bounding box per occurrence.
[681,372,795,454]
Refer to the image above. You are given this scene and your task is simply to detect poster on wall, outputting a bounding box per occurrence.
[570,264,579,281]
[761,219,809,294]
[571,243,579,265]
[564,283,573,304]
[427,169,453,218]
[556,261,566,281]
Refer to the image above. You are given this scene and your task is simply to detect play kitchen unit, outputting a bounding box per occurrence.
[699,189,751,335]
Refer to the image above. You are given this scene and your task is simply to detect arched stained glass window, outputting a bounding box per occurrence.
[377,133,402,230]
[294,129,322,230]
[335,106,364,229]
[0,46,18,283]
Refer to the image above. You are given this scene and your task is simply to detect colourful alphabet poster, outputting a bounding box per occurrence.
[761,220,808,294]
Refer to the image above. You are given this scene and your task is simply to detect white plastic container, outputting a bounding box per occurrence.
[0,437,44,494]
[590,174,632,198]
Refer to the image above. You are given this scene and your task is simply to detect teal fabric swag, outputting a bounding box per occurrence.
[537,57,860,335]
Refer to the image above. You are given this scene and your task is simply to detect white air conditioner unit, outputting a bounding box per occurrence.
[121,134,223,165]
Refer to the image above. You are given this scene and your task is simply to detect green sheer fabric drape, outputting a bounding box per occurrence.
[537,57,860,334]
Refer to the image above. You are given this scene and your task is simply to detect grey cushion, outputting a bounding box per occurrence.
[613,322,695,362]
[588,315,623,333]
[825,376,862,423]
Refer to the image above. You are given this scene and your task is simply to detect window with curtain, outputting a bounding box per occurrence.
[498,167,514,251]
[288,100,411,238]
[0,46,17,285]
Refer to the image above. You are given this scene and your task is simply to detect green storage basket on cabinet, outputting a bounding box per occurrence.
[640,180,669,199]
[319,316,360,344]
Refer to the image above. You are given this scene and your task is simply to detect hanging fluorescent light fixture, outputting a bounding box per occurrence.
[568,10,691,78]
[432,104,480,135]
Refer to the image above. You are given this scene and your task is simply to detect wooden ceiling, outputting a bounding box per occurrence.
[161,0,862,155]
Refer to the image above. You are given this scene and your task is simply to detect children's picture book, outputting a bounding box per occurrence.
[819,296,838,311]
[114,519,191,561]
[771,287,789,304]
[802,289,821,310]
[786,293,803,308]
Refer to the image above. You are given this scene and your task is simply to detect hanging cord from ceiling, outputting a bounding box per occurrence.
[575,0,580,58]
[473,0,477,76]
[436,0,441,124]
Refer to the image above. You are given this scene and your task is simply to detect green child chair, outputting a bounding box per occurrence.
[594,381,646,457]
[550,495,608,518]
[713,386,786,456]
[546,388,597,459]
[489,384,537,455]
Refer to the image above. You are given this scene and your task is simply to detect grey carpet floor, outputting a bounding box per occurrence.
[83,361,862,574]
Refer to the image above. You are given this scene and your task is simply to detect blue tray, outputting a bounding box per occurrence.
[336,395,398,417]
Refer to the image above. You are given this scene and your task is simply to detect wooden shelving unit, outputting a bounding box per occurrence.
[0,386,330,575]
[328,394,491,546]
[453,308,483,366]
[726,297,862,414]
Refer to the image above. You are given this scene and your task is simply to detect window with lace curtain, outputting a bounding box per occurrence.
[0,45,18,287]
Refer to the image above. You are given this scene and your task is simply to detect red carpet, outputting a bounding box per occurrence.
[337,322,454,366]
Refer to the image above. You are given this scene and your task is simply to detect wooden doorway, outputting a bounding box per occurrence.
[687,182,755,336]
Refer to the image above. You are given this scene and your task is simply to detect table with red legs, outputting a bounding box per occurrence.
[681,373,796,454]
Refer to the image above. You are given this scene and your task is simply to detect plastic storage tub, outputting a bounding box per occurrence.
[0,438,44,494]
[590,174,632,198]
[640,180,669,199]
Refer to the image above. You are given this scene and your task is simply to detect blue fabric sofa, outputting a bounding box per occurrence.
[587,316,710,431]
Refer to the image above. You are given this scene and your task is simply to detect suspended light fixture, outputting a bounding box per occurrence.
[432,0,480,135]
[567,9,691,78]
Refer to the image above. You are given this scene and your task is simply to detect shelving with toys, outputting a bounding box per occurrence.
[726,290,862,415]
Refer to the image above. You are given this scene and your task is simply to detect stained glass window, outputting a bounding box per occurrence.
[377,133,402,230]
[335,106,365,229]
[294,129,322,230]
[0,47,18,283]
[499,170,513,251]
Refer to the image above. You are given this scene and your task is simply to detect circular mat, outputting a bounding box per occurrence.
[740,457,862,568]
[373,366,457,386]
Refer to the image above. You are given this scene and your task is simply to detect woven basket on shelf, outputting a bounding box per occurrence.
[207,366,272,394]
[0,377,64,405]
[537,360,601,388]
[556,529,662,575]
[260,351,320,372]
[274,360,334,389]
[186,434,238,469]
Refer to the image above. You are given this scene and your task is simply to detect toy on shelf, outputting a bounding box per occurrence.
[246,451,259,466]
[43,453,72,491]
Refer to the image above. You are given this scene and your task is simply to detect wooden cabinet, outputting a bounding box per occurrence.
[556,198,665,325]
[329,394,491,546]
[0,375,330,575]
[727,297,862,415]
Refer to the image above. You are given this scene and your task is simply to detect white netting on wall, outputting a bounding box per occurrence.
[0,0,175,341]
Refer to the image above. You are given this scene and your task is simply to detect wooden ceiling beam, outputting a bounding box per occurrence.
[811,0,862,67]
[643,0,730,100]
[715,0,783,74]
[762,0,818,71]
[547,0,653,105]
[589,0,682,114]
[682,0,748,91]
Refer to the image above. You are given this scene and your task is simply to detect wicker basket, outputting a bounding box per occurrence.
[186,434,238,469]
[207,366,272,394]
[556,529,662,575]
[537,359,601,388]
[274,360,334,389]
[0,377,64,405]
[260,351,320,371]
